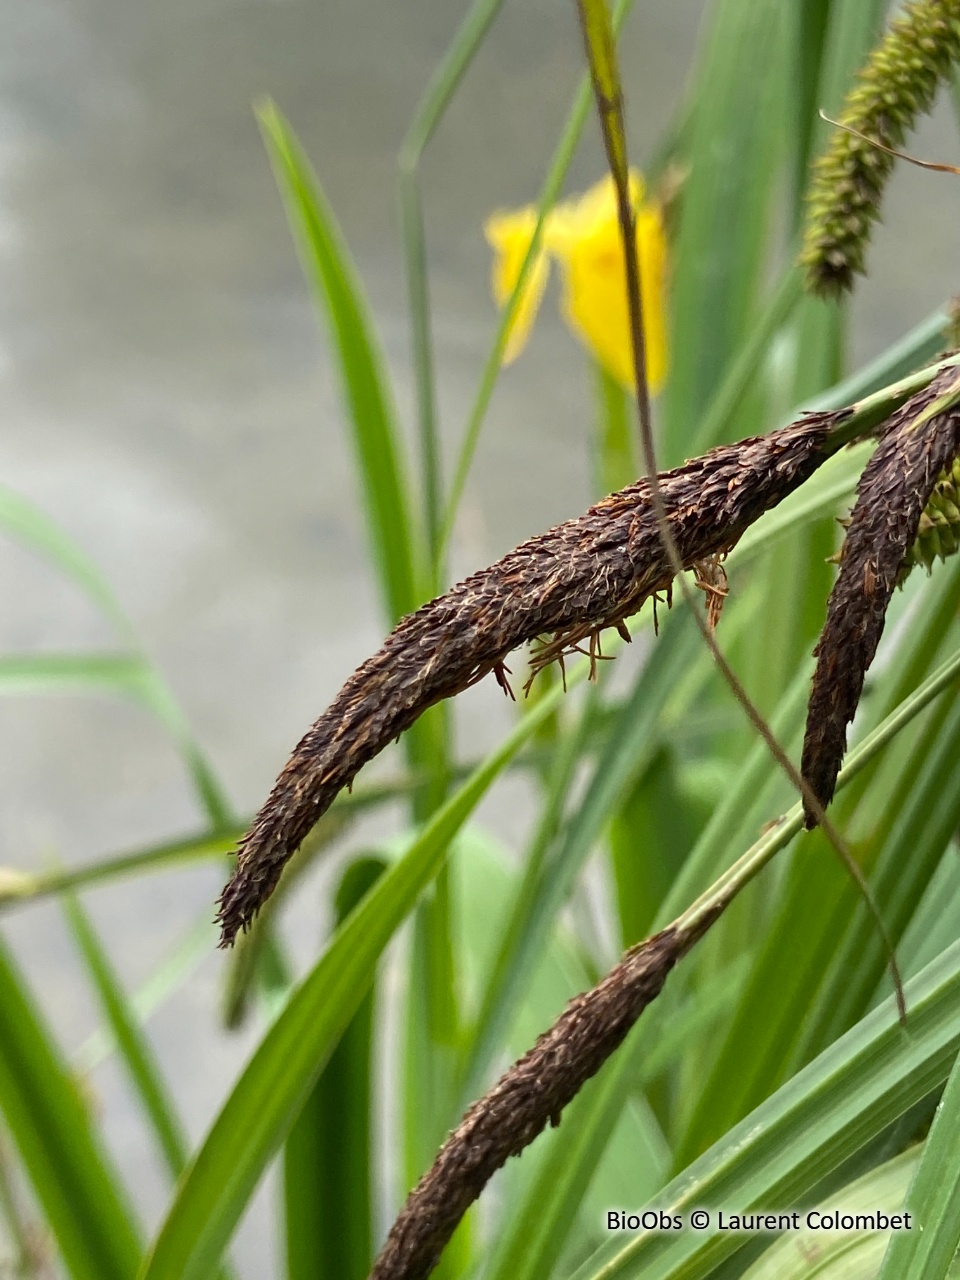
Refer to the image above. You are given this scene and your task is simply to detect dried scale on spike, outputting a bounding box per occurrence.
[801,0,960,297]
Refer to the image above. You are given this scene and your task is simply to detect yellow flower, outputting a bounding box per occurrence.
[484,206,552,365]
[483,173,669,393]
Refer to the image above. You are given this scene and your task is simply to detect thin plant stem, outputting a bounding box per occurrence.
[398,0,509,583]
[436,0,638,571]
[688,263,804,456]
[676,640,960,939]
[574,0,906,1018]
[0,1129,41,1279]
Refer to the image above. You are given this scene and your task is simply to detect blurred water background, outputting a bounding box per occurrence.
[1,0,959,1272]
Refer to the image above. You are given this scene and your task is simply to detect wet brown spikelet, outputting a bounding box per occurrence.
[801,370,960,825]
[217,416,837,945]
[801,0,960,297]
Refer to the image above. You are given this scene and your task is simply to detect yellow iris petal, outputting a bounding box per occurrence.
[483,172,669,389]
[555,183,669,394]
[545,171,643,250]
[483,206,552,364]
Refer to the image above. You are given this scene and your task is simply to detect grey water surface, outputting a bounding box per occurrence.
[0,1,958,1274]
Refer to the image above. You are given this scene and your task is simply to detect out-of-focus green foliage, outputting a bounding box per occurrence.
[2,2,960,1279]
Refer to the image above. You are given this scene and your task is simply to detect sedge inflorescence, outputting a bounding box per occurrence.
[900,454,960,582]
[484,171,669,393]
[801,0,960,297]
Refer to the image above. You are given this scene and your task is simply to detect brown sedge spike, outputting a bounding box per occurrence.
[801,369,960,822]
[217,416,838,945]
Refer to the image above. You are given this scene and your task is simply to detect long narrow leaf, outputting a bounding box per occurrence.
[457,610,701,1108]
[495,636,960,1279]
[284,857,385,1280]
[399,0,507,572]
[62,896,189,1179]
[877,1044,960,1279]
[742,1148,920,1279]
[259,101,420,624]
[0,653,231,830]
[569,942,960,1280]
[662,0,788,465]
[0,487,134,642]
[138,659,585,1280]
[0,936,142,1280]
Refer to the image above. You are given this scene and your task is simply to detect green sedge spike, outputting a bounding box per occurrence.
[801,0,960,297]
[899,455,960,583]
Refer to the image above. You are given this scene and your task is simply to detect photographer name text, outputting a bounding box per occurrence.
[606,1209,913,1234]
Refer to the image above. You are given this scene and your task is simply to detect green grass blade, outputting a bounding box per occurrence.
[805,306,950,412]
[437,0,637,562]
[487,1076,667,1280]
[797,693,960,1061]
[0,935,142,1280]
[609,744,699,946]
[789,0,834,219]
[0,652,149,699]
[398,0,508,574]
[284,857,385,1280]
[0,831,240,910]
[661,0,789,465]
[63,904,243,1280]
[592,362,636,497]
[258,100,420,624]
[0,487,134,642]
[220,808,353,1029]
[0,653,233,830]
[484,673,800,1280]
[457,610,701,1109]
[677,561,960,1162]
[402,869,462,1197]
[0,1126,39,1277]
[494,637,960,1279]
[61,896,190,1179]
[138,660,584,1280]
[74,915,217,1076]
[743,1148,919,1279]
[568,942,960,1280]
[455,682,601,1108]
[0,771,496,913]
[262,91,454,1109]
[878,1048,960,1280]
[4,656,232,830]
[437,75,592,559]
[132,668,233,830]
[747,0,887,702]
[687,264,804,457]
